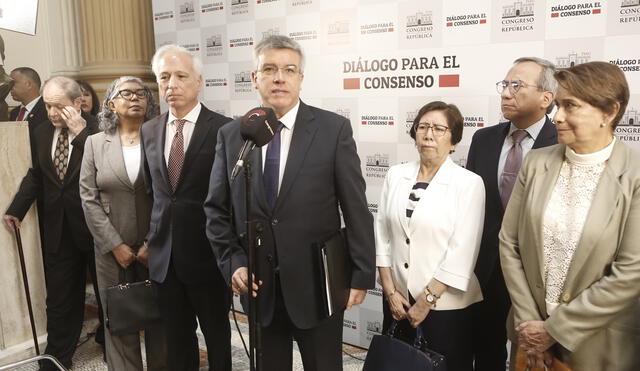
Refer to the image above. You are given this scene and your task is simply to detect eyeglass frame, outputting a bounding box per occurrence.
[414,122,450,137]
[495,80,541,95]
[112,88,147,100]
[256,64,302,77]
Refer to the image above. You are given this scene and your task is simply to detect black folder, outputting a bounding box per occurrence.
[316,228,352,318]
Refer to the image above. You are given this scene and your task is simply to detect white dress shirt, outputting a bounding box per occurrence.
[497,115,548,193]
[261,100,300,193]
[164,103,202,166]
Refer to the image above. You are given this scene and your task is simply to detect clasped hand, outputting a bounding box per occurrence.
[387,291,431,328]
[516,320,557,368]
[113,244,149,268]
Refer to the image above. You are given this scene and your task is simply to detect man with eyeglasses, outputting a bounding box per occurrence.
[3,77,99,370]
[466,57,558,370]
[141,44,233,370]
[205,35,375,370]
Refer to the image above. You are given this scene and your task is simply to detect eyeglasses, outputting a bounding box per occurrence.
[495,80,540,94]
[115,89,147,100]
[415,123,449,137]
[257,64,301,77]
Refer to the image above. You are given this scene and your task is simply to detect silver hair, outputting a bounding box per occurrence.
[513,57,558,113]
[253,35,305,73]
[97,76,157,134]
[151,44,203,78]
[43,76,83,101]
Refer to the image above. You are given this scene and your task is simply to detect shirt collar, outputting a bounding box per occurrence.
[24,96,41,111]
[167,102,202,125]
[277,100,300,131]
[508,115,547,141]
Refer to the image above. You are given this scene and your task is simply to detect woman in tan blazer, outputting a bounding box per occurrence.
[80,76,166,370]
[500,61,640,370]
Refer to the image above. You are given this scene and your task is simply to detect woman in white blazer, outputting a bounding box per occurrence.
[375,101,485,371]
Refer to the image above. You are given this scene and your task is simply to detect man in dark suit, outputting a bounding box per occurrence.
[205,35,375,371]
[10,67,48,132]
[3,76,99,370]
[141,44,233,371]
[466,57,558,371]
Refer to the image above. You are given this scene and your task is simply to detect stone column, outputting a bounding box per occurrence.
[76,0,157,100]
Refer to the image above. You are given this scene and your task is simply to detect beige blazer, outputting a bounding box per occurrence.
[80,129,151,255]
[500,140,640,370]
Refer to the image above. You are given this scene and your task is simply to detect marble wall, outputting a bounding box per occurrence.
[0,122,46,358]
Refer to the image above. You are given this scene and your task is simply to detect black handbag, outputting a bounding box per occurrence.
[363,320,447,371]
[105,266,162,335]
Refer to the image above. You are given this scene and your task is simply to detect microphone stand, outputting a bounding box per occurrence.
[243,159,263,371]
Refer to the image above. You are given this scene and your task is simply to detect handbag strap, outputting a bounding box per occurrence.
[118,265,133,285]
[386,320,428,351]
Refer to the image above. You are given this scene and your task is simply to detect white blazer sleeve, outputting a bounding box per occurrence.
[375,168,393,267]
[433,174,485,291]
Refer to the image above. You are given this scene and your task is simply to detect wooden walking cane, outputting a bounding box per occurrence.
[12,221,40,355]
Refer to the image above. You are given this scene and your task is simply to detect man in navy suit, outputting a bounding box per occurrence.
[466,57,558,370]
[205,35,375,371]
[141,45,233,370]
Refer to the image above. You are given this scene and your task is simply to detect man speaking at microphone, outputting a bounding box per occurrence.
[205,35,375,370]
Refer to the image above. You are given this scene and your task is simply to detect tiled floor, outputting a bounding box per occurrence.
[2,289,368,371]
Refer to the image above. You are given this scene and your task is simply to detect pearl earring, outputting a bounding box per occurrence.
[600,122,606,128]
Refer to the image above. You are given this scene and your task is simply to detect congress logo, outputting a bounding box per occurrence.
[231,0,249,15]
[555,51,591,68]
[405,11,434,40]
[205,34,223,57]
[365,153,390,181]
[233,71,253,94]
[260,27,281,42]
[619,0,640,23]
[616,106,640,145]
[501,0,536,32]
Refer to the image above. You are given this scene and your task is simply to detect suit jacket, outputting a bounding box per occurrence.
[499,141,640,369]
[375,158,485,310]
[6,114,99,254]
[466,117,557,292]
[141,104,232,284]
[205,101,375,329]
[80,129,151,256]
[10,97,48,132]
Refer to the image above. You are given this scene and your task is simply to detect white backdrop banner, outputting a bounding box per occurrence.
[151,0,640,348]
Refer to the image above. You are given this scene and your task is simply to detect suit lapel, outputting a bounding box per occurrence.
[397,162,419,238]
[39,123,61,185]
[529,146,564,281]
[533,116,558,149]
[152,113,171,190]
[105,128,135,189]
[182,105,213,176]
[488,122,510,208]
[275,103,318,211]
[564,141,626,286]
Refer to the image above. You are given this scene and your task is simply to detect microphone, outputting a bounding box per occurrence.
[231,107,279,181]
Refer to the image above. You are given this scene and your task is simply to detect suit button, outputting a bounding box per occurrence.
[405,238,410,244]
[266,254,273,262]
[562,293,571,303]
[272,219,278,226]
[404,263,409,269]
[171,196,176,202]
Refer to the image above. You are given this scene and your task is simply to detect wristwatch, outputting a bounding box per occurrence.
[424,287,439,307]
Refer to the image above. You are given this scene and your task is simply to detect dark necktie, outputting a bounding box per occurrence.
[53,128,69,182]
[500,129,529,208]
[16,107,27,121]
[264,122,284,210]
[167,119,186,191]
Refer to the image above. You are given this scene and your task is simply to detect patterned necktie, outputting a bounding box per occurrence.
[167,119,186,191]
[500,129,529,208]
[16,107,27,121]
[264,122,284,210]
[53,128,69,182]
